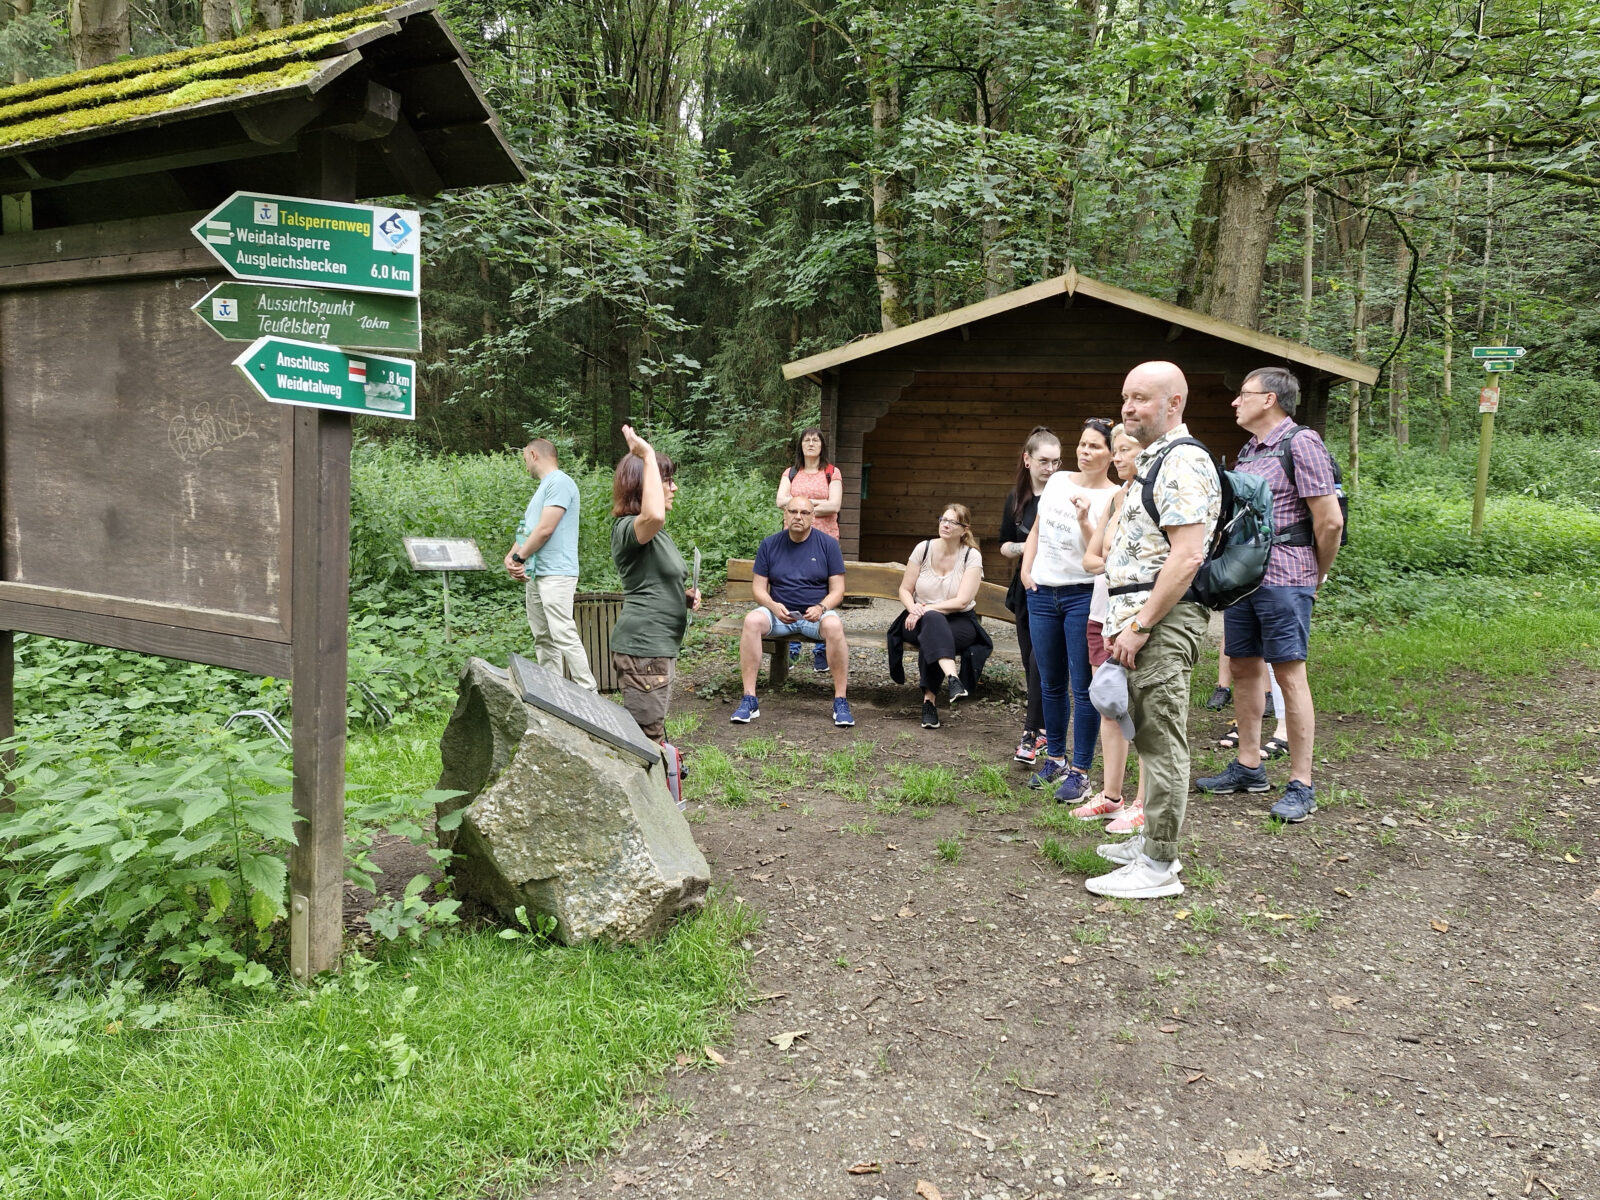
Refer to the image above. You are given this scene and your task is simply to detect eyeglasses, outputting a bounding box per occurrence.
[1032,457,1062,468]
[1236,389,1272,399]
[939,518,967,527]
[1082,418,1114,432]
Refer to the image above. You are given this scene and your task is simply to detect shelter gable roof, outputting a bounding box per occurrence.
[782,268,1379,387]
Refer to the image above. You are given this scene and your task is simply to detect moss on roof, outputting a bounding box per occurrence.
[0,3,401,151]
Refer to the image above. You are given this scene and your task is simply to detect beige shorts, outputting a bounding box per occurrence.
[611,652,676,741]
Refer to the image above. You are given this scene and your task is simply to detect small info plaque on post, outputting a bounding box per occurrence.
[403,537,486,571]
[510,654,660,765]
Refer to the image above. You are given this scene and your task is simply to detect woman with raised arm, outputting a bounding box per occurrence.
[889,504,989,730]
[774,426,844,673]
[1020,417,1121,803]
[609,425,702,743]
[999,426,1061,766]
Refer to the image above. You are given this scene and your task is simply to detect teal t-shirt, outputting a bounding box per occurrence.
[516,469,581,577]
[610,516,688,658]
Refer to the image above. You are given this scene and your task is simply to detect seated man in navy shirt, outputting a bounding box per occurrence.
[732,497,854,727]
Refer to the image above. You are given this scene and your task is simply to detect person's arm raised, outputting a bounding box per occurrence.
[623,425,665,544]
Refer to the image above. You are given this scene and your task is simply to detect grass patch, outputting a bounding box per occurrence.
[1040,837,1111,875]
[736,736,776,761]
[936,836,963,864]
[963,762,1013,800]
[0,903,754,1200]
[888,764,959,807]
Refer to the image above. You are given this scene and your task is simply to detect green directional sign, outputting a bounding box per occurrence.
[1484,360,1516,372]
[233,337,416,420]
[193,191,421,297]
[193,282,421,352]
[1471,346,1526,359]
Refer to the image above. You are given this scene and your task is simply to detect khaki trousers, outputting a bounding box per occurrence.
[524,574,596,691]
[1126,601,1208,863]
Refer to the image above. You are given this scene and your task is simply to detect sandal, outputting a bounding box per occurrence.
[1218,721,1240,750]
[1263,735,1290,760]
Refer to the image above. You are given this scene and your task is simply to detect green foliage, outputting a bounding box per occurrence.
[0,902,755,1200]
[887,763,958,806]
[0,731,295,990]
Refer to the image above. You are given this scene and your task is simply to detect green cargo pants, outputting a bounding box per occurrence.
[1126,601,1209,863]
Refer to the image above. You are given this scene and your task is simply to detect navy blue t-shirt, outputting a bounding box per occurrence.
[753,528,845,612]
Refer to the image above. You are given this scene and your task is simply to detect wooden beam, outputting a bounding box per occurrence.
[236,95,333,146]
[317,80,402,143]
[289,134,355,982]
[0,600,292,676]
[372,112,445,198]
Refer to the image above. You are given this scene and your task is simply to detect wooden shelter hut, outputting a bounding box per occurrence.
[782,269,1379,582]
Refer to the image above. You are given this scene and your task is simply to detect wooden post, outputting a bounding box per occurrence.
[0,192,30,804]
[1471,369,1495,538]
[289,133,355,979]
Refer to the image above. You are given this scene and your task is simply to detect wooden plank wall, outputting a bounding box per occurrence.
[825,293,1320,574]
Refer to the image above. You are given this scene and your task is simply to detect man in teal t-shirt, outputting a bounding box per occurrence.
[505,438,596,690]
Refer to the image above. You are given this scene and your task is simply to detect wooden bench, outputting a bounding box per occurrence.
[709,558,1015,685]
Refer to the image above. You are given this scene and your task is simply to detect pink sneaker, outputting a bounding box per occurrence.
[1071,792,1126,820]
[1105,804,1145,835]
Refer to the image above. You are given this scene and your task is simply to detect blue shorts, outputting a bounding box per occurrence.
[765,609,838,641]
[1223,585,1316,664]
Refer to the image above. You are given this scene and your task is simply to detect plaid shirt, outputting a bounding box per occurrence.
[1234,416,1337,587]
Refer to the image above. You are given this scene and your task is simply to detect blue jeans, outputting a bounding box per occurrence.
[1026,583,1097,769]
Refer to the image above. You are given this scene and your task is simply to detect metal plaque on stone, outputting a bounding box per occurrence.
[510,654,661,765]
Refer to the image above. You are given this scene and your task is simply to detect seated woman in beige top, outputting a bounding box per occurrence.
[894,503,985,729]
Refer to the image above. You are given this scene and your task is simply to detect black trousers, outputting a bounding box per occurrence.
[902,610,982,695]
[1013,589,1044,732]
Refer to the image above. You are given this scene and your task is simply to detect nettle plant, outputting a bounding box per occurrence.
[0,730,297,991]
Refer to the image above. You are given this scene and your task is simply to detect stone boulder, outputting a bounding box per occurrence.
[436,658,710,943]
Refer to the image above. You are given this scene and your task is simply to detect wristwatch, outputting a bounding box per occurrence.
[511,552,527,565]
[1129,616,1153,635]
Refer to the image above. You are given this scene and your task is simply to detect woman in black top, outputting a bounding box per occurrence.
[998,426,1061,765]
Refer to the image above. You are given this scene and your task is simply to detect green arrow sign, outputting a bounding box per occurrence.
[233,337,415,420]
[193,282,420,352]
[1471,346,1526,359]
[193,191,421,297]
[1484,360,1516,372]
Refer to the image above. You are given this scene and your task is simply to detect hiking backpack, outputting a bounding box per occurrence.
[1109,437,1275,611]
[1236,424,1349,547]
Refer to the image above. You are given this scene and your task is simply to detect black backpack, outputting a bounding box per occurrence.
[1237,424,1348,547]
[1108,437,1276,611]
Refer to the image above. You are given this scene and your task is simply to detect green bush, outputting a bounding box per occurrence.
[0,731,296,990]
[1355,433,1600,511]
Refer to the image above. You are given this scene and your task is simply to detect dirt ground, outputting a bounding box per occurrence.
[518,599,1599,1200]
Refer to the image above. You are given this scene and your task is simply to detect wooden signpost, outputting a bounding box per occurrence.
[1470,347,1525,536]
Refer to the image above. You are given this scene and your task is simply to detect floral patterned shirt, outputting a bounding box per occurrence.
[1103,423,1221,637]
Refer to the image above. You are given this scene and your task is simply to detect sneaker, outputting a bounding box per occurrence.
[1053,766,1091,804]
[832,698,855,727]
[1013,730,1039,765]
[1269,779,1317,823]
[1027,758,1068,790]
[1196,758,1270,794]
[1105,804,1145,835]
[1097,832,1144,864]
[1071,791,1125,820]
[922,700,940,729]
[946,675,970,704]
[730,694,760,723]
[1205,685,1232,711]
[1085,854,1185,899]
[813,644,829,674]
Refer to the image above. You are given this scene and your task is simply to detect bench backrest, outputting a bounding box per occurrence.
[726,558,1015,624]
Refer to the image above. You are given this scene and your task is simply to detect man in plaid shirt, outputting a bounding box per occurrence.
[1197,367,1345,822]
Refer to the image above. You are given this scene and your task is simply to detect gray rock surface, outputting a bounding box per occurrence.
[436,658,709,943]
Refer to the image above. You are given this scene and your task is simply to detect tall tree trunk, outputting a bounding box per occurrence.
[867,57,911,330]
[202,0,233,42]
[70,0,129,68]
[1440,173,1461,452]
[1300,183,1315,342]
[1347,181,1371,491]
[252,0,303,31]
[1178,25,1294,327]
[1474,140,1495,335]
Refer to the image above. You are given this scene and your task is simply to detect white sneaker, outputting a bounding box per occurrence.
[1097,833,1145,865]
[1085,854,1185,899]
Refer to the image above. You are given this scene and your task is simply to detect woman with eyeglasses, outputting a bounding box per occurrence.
[1020,417,1121,801]
[999,426,1062,765]
[889,503,990,729]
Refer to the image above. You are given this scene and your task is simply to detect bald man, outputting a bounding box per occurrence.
[1089,361,1221,899]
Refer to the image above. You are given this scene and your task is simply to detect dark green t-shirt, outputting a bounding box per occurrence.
[610,515,689,658]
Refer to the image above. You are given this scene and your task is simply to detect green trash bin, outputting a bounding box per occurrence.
[573,592,624,692]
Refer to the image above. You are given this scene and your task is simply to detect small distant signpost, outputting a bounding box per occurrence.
[403,537,486,641]
[1471,346,1527,536]
[192,191,421,296]
[233,337,416,420]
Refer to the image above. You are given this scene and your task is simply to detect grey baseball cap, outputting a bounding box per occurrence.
[1090,660,1135,740]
